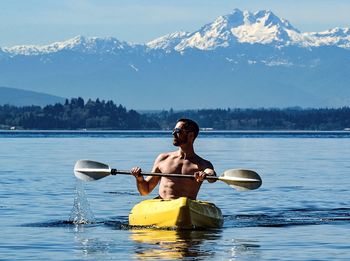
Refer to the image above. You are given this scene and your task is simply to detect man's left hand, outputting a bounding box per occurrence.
[194,171,207,182]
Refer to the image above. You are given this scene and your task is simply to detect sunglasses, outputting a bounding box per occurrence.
[172,128,194,135]
[172,128,184,134]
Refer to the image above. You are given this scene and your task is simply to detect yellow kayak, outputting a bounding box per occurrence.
[128,197,223,229]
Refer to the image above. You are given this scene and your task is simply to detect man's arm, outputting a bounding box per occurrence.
[131,154,165,195]
[194,161,217,183]
[131,171,160,196]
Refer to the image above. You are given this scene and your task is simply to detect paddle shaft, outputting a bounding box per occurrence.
[74,160,262,189]
[111,169,218,181]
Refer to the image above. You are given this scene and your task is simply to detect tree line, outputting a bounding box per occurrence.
[1,97,350,130]
[0,98,158,130]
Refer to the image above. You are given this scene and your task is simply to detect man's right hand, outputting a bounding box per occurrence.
[131,167,143,181]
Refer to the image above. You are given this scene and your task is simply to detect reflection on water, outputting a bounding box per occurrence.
[129,229,263,260]
[230,239,261,260]
[71,225,111,256]
[21,207,349,260]
[129,229,221,260]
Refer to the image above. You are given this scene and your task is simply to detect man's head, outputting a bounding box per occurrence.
[177,118,199,139]
[172,118,199,146]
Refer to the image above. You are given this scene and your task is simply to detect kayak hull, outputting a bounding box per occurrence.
[128,197,223,229]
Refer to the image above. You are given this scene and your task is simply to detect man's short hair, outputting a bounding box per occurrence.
[177,118,199,139]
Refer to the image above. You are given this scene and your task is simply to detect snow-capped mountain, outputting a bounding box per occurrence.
[147,32,191,51]
[148,9,349,51]
[173,9,304,51]
[4,35,133,55]
[3,9,349,55]
[305,28,350,48]
[0,9,349,109]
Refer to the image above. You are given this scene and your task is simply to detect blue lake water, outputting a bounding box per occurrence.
[0,131,349,260]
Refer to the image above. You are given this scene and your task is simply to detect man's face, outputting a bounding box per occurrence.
[172,122,188,146]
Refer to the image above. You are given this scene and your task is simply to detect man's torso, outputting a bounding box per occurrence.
[156,152,211,199]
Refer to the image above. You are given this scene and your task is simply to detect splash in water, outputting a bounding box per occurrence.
[69,180,95,224]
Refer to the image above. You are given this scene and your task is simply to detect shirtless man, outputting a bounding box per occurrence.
[131,118,216,200]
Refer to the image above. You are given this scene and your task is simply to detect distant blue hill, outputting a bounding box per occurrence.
[0,86,65,107]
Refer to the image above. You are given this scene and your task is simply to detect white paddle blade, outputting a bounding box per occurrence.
[219,169,262,191]
[74,160,112,181]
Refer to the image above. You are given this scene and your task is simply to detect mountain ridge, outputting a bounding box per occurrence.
[159,9,350,51]
[0,9,349,110]
[2,9,350,54]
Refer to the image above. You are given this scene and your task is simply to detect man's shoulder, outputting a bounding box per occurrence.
[156,151,175,161]
[196,155,213,168]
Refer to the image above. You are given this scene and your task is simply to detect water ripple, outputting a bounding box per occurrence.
[20,218,128,228]
[224,208,350,228]
[20,208,350,230]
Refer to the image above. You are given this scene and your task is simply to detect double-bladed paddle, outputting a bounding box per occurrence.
[74,160,262,191]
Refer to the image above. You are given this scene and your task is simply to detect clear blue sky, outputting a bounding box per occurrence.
[1,0,349,47]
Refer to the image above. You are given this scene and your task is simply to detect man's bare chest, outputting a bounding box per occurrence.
[159,158,202,174]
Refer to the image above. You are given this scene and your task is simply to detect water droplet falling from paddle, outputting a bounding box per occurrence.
[69,180,95,224]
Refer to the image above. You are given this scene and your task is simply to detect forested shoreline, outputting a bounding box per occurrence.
[1,98,350,130]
